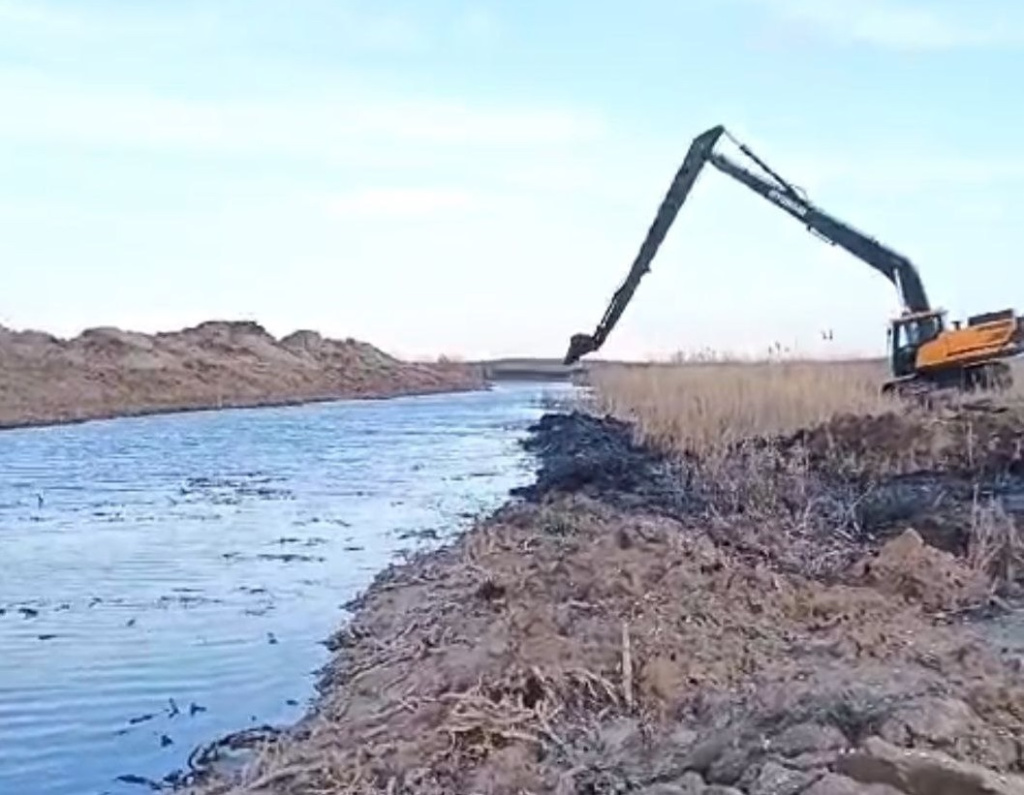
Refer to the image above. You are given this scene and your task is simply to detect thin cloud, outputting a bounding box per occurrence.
[0,0,432,54]
[0,0,82,29]
[749,0,1024,50]
[327,187,479,217]
[453,5,500,47]
[0,68,604,157]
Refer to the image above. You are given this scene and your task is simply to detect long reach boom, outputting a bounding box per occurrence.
[564,125,932,364]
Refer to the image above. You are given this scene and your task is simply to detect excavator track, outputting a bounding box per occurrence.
[882,360,1014,401]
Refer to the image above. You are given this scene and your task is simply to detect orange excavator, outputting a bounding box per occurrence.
[564,124,1023,396]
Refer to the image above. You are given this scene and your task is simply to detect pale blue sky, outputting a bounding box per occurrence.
[1,0,1022,360]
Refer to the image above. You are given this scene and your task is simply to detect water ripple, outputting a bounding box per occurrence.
[0,382,573,795]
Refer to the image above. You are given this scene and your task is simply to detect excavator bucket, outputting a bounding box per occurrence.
[564,333,598,365]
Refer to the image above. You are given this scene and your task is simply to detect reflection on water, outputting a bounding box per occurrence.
[0,382,574,795]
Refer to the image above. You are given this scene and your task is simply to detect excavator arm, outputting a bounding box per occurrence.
[563,125,726,364]
[564,124,933,364]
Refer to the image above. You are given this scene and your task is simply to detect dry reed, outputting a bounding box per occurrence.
[588,358,896,455]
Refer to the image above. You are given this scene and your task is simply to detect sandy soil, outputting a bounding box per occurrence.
[183,402,1024,795]
[0,321,484,429]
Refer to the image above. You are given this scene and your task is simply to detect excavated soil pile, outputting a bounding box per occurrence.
[186,405,1024,795]
[725,402,1024,590]
[0,321,482,429]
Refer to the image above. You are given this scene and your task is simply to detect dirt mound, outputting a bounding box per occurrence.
[769,403,1024,480]
[849,528,993,612]
[691,406,1024,590]
[0,320,484,429]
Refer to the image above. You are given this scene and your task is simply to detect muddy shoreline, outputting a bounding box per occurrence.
[185,404,1024,795]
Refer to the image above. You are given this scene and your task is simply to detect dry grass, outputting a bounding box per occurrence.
[968,497,1024,588]
[587,357,1024,596]
[588,358,897,455]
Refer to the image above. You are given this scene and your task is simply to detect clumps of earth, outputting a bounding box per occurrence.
[183,403,1024,795]
[0,320,483,429]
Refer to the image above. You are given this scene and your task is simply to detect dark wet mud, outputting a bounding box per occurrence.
[510,412,697,516]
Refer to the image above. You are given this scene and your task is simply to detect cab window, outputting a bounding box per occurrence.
[915,315,942,342]
[896,316,942,350]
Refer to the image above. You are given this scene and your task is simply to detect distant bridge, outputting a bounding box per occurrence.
[473,358,587,382]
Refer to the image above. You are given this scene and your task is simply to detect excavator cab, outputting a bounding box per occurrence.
[888,310,946,378]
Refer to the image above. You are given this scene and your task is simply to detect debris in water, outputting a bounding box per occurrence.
[37,633,57,641]
[115,773,162,790]
[397,527,440,541]
[256,552,325,563]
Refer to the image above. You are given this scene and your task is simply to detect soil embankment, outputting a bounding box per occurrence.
[186,402,1024,795]
[0,321,484,430]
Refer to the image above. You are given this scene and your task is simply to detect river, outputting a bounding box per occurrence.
[0,382,576,795]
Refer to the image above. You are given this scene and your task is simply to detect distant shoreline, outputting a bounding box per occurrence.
[0,320,486,433]
[0,382,487,433]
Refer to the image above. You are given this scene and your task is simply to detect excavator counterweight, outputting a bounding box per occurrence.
[564,123,1021,396]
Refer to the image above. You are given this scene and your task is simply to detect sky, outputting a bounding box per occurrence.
[1,0,1022,361]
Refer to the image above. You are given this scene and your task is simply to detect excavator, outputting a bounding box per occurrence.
[563,124,1023,396]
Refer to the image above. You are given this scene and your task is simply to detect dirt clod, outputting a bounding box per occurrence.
[803,772,904,794]
[836,736,1024,795]
[748,761,821,795]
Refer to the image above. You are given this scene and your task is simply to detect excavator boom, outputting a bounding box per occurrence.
[703,152,931,313]
[564,124,933,364]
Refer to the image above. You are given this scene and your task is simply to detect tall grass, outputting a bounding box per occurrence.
[588,358,898,455]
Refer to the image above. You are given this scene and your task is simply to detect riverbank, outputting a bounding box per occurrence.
[185,361,1024,795]
[0,321,484,430]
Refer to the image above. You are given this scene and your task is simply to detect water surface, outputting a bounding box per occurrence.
[0,382,574,795]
